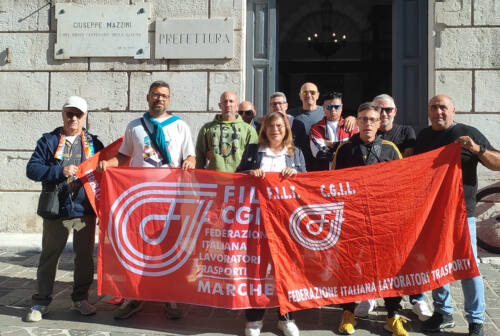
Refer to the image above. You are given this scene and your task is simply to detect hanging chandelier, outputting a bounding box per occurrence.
[306,0,348,57]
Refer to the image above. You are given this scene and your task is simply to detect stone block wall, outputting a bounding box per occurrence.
[0,0,245,232]
[433,0,500,188]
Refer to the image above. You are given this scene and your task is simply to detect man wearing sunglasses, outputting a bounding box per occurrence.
[238,101,259,130]
[310,91,359,170]
[288,82,356,171]
[373,94,416,158]
[26,96,104,322]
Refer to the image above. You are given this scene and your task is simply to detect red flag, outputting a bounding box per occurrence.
[76,137,128,215]
[98,168,277,309]
[257,143,479,314]
[93,143,478,312]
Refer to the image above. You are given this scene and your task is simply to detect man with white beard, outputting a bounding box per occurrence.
[373,94,416,157]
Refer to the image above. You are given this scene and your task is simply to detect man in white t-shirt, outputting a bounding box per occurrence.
[97,80,195,320]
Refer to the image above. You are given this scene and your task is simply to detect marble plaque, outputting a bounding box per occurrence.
[155,19,233,59]
[54,3,150,59]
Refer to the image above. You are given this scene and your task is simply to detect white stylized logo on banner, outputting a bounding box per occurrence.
[108,182,216,276]
[289,202,344,251]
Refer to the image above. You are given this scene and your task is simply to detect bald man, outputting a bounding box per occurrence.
[195,91,258,172]
[238,100,259,130]
[287,82,356,171]
[415,94,500,336]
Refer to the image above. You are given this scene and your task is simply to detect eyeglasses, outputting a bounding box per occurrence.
[151,93,170,100]
[66,111,84,119]
[357,117,380,124]
[238,110,254,116]
[270,101,287,106]
[380,107,395,113]
[301,90,317,96]
[325,104,342,111]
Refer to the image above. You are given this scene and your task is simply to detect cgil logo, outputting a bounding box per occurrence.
[289,203,344,251]
[107,182,216,276]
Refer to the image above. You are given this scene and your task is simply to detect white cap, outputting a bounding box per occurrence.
[63,96,88,114]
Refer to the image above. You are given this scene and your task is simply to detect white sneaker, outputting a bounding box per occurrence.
[411,300,432,321]
[354,299,377,317]
[278,319,300,336]
[25,304,48,322]
[245,320,263,336]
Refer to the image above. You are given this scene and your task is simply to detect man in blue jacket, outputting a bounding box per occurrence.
[25,96,103,322]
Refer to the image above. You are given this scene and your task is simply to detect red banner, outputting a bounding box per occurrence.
[82,142,478,312]
[258,143,479,314]
[98,168,277,309]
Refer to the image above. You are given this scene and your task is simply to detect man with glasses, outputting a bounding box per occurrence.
[416,95,500,336]
[196,91,258,172]
[238,100,259,130]
[97,81,196,320]
[353,94,432,321]
[269,92,292,126]
[373,94,416,158]
[26,96,104,322]
[288,82,355,171]
[310,91,358,170]
[286,83,324,171]
[332,102,408,336]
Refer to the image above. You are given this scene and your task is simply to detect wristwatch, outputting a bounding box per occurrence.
[478,144,486,156]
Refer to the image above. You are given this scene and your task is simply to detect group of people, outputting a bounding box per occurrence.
[25,80,500,336]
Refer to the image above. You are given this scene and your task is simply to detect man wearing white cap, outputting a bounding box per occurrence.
[25,96,104,322]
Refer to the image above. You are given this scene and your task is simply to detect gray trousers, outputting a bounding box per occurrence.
[32,216,96,306]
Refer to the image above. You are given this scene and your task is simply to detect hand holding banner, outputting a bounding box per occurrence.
[76,137,127,215]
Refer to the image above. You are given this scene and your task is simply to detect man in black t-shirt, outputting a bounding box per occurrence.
[415,94,500,336]
[373,94,416,157]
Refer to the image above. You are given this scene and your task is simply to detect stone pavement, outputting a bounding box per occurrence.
[0,246,498,336]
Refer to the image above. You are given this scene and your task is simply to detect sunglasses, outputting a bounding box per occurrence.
[325,104,342,111]
[301,90,317,96]
[66,111,84,119]
[380,107,395,113]
[238,110,254,116]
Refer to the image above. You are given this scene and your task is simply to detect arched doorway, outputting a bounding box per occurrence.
[246,0,428,130]
[278,0,392,116]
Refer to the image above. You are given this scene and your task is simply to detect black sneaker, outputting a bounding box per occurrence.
[422,312,455,332]
[468,323,484,336]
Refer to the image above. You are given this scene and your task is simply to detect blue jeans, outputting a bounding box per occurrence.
[432,217,485,323]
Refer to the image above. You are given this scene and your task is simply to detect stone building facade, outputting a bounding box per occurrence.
[433,0,500,189]
[0,0,498,232]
